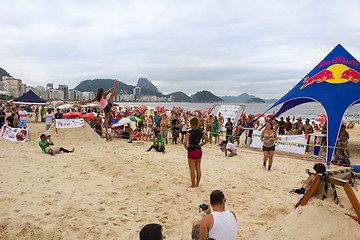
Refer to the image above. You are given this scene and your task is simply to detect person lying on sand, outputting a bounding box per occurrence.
[39,134,75,155]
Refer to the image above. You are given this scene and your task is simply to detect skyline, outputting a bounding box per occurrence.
[1,1,360,98]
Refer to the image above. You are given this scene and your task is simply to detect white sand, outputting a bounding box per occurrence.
[1,120,360,239]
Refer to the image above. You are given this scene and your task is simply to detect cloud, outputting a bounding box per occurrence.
[0,0,360,98]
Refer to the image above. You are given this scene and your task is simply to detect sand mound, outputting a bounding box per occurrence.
[43,123,106,147]
[249,198,360,240]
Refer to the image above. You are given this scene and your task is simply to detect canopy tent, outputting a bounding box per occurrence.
[246,44,360,166]
[13,90,46,105]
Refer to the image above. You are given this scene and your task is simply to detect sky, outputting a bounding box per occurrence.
[1,0,360,98]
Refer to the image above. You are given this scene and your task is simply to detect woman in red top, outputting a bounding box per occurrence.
[183,117,210,188]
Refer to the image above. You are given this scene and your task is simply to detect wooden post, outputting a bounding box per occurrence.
[295,175,321,208]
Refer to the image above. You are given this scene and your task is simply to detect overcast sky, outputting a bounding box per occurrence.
[1,0,360,98]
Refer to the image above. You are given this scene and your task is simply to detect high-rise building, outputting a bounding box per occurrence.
[47,83,54,89]
[133,87,141,101]
[58,85,69,100]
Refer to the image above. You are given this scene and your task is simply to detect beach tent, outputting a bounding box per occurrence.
[245,44,360,166]
[13,89,46,105]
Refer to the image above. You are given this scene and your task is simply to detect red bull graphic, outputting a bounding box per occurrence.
[300,63,360,89]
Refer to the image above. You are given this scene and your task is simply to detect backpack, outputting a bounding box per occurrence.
[332,153,351,166]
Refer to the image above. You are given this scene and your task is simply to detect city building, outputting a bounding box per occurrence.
[58,85,69,100]
[133,87,141,101]
[46,83,54,89]
[1,76,23,97]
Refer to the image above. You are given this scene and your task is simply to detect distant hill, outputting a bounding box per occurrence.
[192,90,223,103]
[0,67,11,80]
[165,91,191,102]
[220,93,277,103]
[73,79,164,97]
[246,97,265,103]
[136,77,158,91]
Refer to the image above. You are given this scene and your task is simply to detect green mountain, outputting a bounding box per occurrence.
[165,91,191,102]
[246,97,265,103]
[0,67,11,80]
[73,79,164,97]
[192,90,224,103]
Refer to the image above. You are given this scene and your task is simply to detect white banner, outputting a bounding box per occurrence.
[250,130,307,155]
[55,119,84,128]
[0,124,28,142]
[217,105,242,131]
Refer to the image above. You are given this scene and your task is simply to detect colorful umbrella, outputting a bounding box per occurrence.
[81,112,97,120]
[126,116,141,122]
[267,113,275,118]
[202,111,210,114]
[194,109,202,112]
[241,113,247,117]
[164,108,170,111]
[63,112,83,118]
[112,118,131,128]
[317,117,327,123]
[255,114,263,118]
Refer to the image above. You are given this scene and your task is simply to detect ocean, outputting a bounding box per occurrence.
[115,102,360,122]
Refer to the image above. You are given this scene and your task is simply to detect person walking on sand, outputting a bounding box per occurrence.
[261,121,277,171]
[183,117,210,188]
[80,80,117,131]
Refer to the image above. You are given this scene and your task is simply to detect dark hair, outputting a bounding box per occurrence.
[210,190,225,206]
[190,117,199,129]
[96,88,104,102]
[139,223,162,240]
[313,163,326,173]
[40,134,46,139]
[221,140,227,145]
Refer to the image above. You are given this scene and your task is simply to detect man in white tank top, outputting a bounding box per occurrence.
[196,190,237,240]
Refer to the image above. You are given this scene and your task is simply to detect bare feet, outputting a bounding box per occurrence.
[72,148,75,152]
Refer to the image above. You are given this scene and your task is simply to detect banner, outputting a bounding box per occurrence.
[250,130,307,154]
[55,119,84,129]
[0,124,28,142]
[217,105,242,131]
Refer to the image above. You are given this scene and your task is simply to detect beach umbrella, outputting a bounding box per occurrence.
[318,114,327,118]
[112,118,131,128]
[202,111,210,114]
[63,112,83,118]
[241,113,247,117]
[126,116,141,122]
[164,108,170,111]
[155,106,162,110]
[317,117,327,123]
[267,113,275,118]
[194,109,202,112]
[255,114,263,118]
[81,112,96,120]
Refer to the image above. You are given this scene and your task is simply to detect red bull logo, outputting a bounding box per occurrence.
[300,62,360,89]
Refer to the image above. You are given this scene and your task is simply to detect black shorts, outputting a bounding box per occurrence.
[103,102,113,113]
[181,130,187,135]
[263,145,275,152]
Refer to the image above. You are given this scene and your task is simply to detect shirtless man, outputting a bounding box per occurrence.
[302,119,314,152]
[93,112,103,137]
[338,124,350,158]
[205,115,214,137]
[160,114,169,144]
[218,112,224,133]
[198,113,205,131]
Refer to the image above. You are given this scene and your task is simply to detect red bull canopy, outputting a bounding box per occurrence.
[263,44,360,166]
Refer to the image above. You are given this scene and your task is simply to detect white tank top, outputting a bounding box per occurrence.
[208,210,237,240]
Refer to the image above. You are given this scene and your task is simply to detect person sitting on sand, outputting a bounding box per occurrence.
[139,223,164,240]
[192,190,237,240]
[38,134,75,155]
[290,163,326,194]
[146,133,165,153]
[220,140,238,157]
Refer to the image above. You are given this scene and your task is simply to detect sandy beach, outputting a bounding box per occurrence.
[1,119,360,239]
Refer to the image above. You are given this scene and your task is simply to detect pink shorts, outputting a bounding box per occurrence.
[188,149,203,159]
